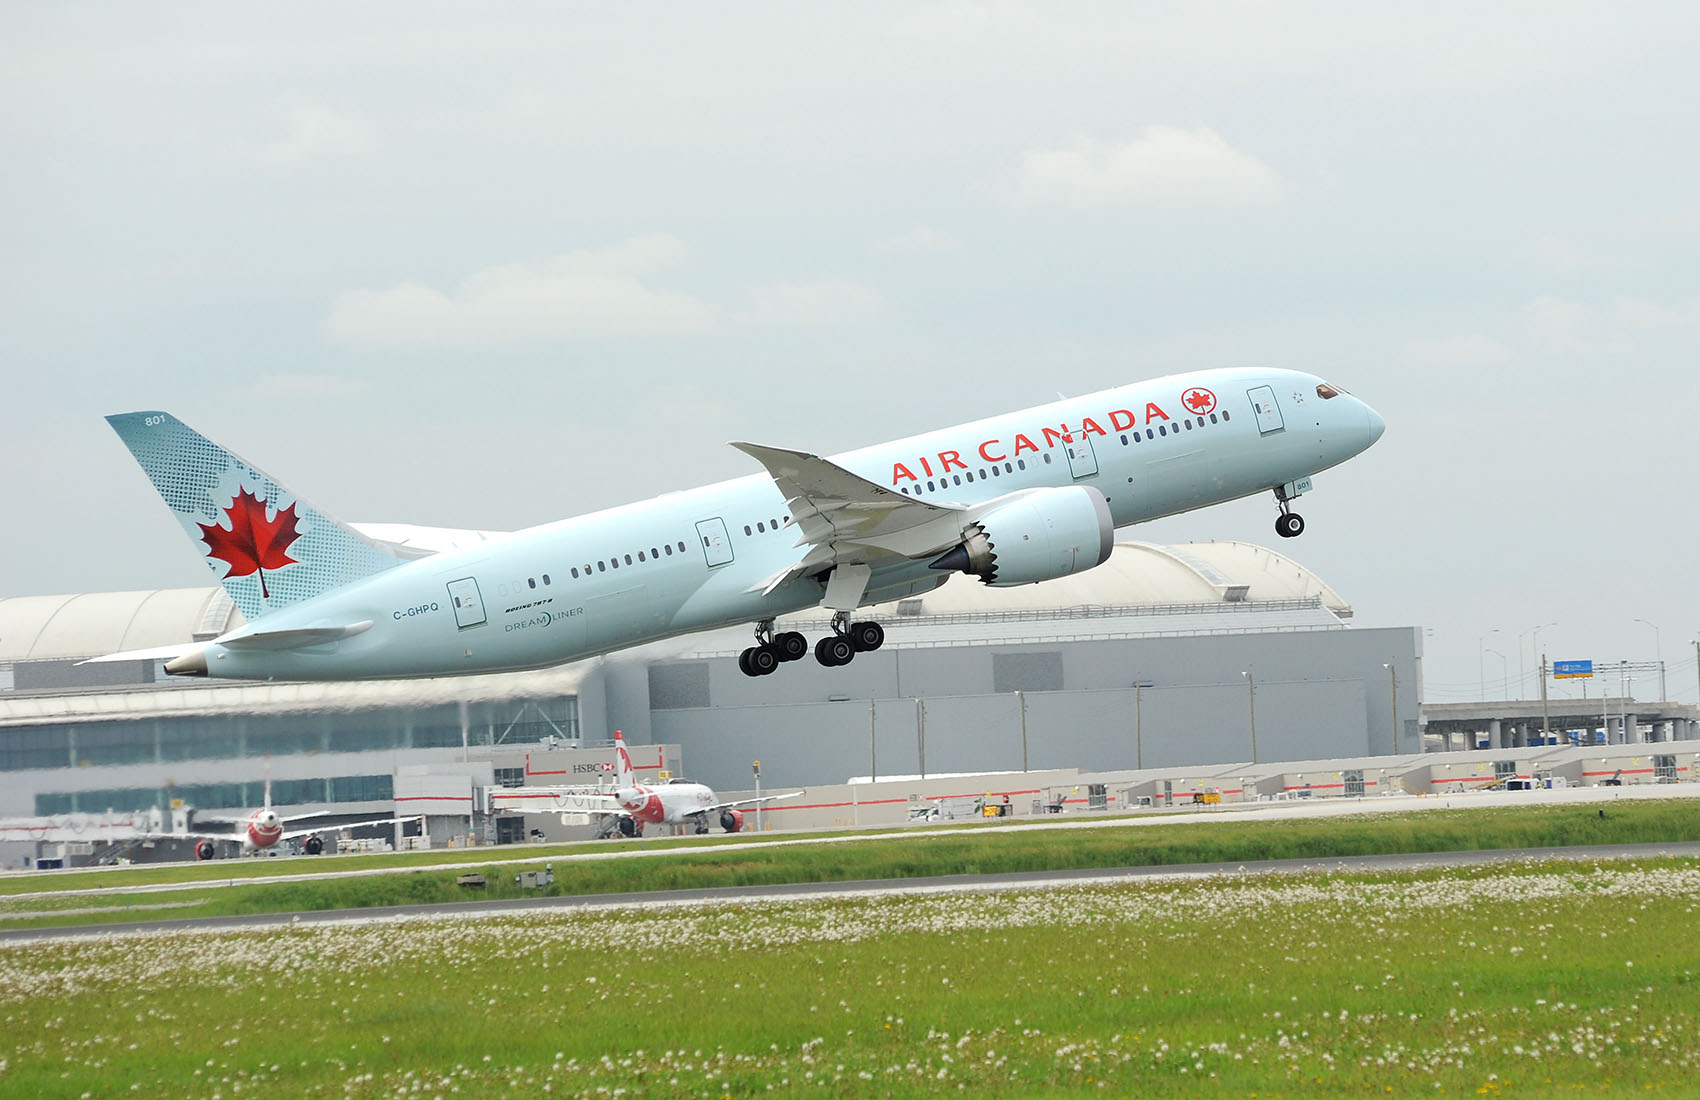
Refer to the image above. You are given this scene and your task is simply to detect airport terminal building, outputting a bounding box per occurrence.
[0,539,1425,850]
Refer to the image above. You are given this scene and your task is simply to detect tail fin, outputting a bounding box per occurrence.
[107,411,404,621]
[613,731,634,787]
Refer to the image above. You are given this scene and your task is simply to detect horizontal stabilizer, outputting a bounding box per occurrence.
[78,643,200,666]
[219,620,375,651]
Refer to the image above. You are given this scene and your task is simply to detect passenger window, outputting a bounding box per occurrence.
[651,547,659,558]
[528,577,536,589]
[1210,413,1218,424]
[965,471,974,482]
[744,524,752,536]
[624,554,633,565]
[610,557,619,569]
[637,551,646,562]
[571,567,579,579]
[1222,410,1231,421]
[1159,425,1168,436]
[542,574,550,585]
[953,474,962,485]
[678,541,687,552]
[1183,420,1192,431]
[927,480,936,491]
[1146,429,1154,440]
[757,522,765,533]
[597,561,606,572]
[1017,460,1026,470]
[664,544,672,555]
[1042,453,1052,463]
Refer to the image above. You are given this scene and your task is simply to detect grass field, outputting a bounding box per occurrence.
[3,856,1698,1098]
[4,800,1699,933]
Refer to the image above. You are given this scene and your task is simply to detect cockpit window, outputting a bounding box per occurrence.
[1316,383,1342,399]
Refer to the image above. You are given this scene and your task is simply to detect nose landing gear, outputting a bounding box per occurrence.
[1272,479,1310,539]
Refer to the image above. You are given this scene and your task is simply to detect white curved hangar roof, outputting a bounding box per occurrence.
[0,588,242,662]
[907,540,1350,617]
[0,540,1348,665]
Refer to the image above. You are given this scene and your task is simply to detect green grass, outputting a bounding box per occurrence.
[3,857,1697,1098]
[4,801,1698,932]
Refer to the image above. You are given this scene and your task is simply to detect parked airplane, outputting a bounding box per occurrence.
[178,775,417,859]
[101,368,1383,681]
[490,732,797,836]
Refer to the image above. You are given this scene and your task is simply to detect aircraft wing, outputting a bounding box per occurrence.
[277,815,421,842]
[705,790,804,814]
[730,442,969,593]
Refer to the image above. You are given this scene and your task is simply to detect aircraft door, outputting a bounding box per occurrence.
[695,518,734,567]
[1064,434,1099,479]
[1247,386,1285,434]
[446,577,487,629]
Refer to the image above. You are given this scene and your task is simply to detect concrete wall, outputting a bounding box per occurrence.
[634,627,1418,791]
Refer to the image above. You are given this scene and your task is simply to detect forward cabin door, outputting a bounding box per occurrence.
[1064,433,1099,479]
[695,518,733,567]
[1247,385,1285,434]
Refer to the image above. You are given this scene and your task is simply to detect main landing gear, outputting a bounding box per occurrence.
[738,619,809,677]
[737,615,885,676]
[1273,484,1306,539]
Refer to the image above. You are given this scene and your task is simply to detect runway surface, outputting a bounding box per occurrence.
[5,839,1697,944]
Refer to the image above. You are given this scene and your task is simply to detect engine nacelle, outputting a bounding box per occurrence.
[931,486,1114,587]
[302,834,324,855]
[194,840,216,861]
[720,808,745,833]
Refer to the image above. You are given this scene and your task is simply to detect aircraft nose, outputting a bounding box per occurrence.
[1362,401,1386,448]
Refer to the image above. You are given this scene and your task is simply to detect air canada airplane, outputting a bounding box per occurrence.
[177,774,417,859]
[102,367,1383,681]
[489,732,799,836]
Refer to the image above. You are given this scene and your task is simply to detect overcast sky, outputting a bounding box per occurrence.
[3,3,1697,705]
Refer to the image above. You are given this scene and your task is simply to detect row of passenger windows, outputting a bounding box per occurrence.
[567,540,691,579]
[1120,409,1230,445]
[900,459,1031,496]
[743,516,788,536]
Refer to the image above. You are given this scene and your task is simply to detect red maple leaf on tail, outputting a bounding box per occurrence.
[198,487,302,600]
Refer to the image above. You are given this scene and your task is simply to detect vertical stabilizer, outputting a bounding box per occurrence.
[106,411,403,620]
[613,731,634,787]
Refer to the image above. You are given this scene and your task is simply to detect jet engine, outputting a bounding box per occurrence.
[194,840,216,861]
[930,486,1114,586]
[720,809,745,833]
[303,834,324,855]
[617,817,640,838]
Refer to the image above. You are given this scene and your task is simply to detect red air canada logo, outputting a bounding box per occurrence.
[198,487,302,599]
[1182,387,1217,416]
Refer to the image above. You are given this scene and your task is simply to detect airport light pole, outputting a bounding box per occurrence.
[1518,622,1557,700]
[1478,629,1500,701]
[1485,648,1508,702]
[1633,618,1664,700]
[1242,670,1257,764]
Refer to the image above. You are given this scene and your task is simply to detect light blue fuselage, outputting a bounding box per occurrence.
[201,368,1383,679]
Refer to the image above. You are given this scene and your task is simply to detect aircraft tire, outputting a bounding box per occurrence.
[738,648,756,676]
[1275,513,1305,539]
[849,621,884,652]
[749,645,780,676]
[816,635,855,667]
[776,631,809,662]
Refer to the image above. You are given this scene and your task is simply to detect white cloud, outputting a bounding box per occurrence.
[1000,127,1286,209]
[739,279,885,327]
[236,91,379,165]
[323,234,719,350]
[871,225,953,255]
[1400,333,1516,368]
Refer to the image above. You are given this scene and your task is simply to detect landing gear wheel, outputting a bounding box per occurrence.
[740,645,779,676]
[849,620,885,652]
[776,631,808,662]
[1275,512,1305,539]
[815,635,855,667]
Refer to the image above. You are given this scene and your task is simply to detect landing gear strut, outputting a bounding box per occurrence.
[1273,485,1306,539]
[814,612,884,667]
[739,619,808,677]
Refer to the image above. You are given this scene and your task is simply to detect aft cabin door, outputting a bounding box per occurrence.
[1248,386,1285,434]
[1065,434,1098,479]
[695,518,734,567]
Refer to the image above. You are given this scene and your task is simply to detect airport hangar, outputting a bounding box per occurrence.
[8,537,1686,860]
[3,538,1419,853]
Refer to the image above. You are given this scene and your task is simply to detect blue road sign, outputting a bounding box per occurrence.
[1553,660,1594,679]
